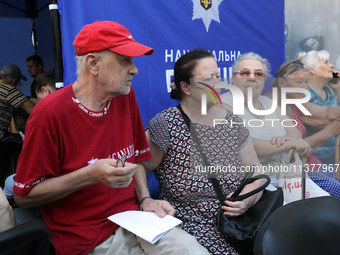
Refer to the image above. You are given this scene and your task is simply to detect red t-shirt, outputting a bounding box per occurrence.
[14,84,151,255]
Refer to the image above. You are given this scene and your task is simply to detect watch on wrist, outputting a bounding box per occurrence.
[139,196,151,211]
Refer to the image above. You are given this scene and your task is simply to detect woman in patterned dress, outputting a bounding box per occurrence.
[142,49,266,254]
[268,60,340,198]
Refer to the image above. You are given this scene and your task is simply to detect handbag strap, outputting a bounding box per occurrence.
[176,103,217,176]
[229,174,270,202]
[177,104,270,204]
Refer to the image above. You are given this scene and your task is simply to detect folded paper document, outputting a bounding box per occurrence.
[108,210,182,244]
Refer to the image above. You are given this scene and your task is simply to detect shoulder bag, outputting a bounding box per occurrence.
[177,104,284,255]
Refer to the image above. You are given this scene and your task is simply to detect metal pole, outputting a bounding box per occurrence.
[302,156,307,200]
[49,0,64,88]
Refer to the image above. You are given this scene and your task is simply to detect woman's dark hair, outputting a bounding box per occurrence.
[35,69,56,94]
[170,49,214,100]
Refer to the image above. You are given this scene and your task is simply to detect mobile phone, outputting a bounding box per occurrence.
[330,72,339,84]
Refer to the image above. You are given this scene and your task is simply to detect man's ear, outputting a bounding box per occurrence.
[85,54,99,75]
[10,79,19,86]
[180,81,190,96]
[41,86,51,95]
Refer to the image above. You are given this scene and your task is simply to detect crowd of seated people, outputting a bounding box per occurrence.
[12,21,210,255]
[266,59,340,197]
[221,52,340,198]
[2,26,340,255]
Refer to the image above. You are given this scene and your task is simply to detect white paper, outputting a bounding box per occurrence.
[108,210,182,244]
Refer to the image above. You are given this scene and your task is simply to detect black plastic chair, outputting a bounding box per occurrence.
[0,219,51,255]
[254,196,340,255]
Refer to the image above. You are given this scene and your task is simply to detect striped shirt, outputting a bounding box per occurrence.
[0,81,28,130]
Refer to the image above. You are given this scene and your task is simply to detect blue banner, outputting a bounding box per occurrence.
[58,0,284,125]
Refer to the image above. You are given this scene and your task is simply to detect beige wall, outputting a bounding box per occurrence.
[285,0,340,69]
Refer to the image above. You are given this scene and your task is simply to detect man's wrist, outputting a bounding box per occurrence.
[139,196,151,211]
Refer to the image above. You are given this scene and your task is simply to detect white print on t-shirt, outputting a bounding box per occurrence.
[87,144,135,165]
[72,97,112,117]
[135,148,150,157]
[14,177,46,189]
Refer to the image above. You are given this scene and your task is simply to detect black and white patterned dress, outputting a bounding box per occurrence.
[146,107,250,254]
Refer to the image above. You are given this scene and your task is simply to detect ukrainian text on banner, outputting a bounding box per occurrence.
[58,0,284,125]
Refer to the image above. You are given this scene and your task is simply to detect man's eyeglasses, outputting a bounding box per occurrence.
[233,70,266,78]
[116,155,126,167]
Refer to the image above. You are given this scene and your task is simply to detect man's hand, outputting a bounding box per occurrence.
[89,159,137,188]
[141,198,176,217]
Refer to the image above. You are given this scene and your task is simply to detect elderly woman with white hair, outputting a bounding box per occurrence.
[296,50,340,165]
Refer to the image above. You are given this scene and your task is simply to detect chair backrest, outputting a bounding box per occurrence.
[254,196,340,255]
[0,219,51,255]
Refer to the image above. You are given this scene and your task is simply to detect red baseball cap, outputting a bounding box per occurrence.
[73,21,154,57]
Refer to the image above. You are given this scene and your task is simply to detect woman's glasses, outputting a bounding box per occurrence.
[233,70,266,78]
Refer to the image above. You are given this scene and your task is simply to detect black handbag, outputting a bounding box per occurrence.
[213,172,283,255]
[177,104,284,255]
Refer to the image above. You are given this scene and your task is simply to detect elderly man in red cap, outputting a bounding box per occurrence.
[13,21,209,255]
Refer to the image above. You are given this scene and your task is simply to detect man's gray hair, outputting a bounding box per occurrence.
[75,55,86,75]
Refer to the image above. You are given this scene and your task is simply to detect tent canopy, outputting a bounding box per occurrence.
[0,0,56,96]
[0,0,48,18]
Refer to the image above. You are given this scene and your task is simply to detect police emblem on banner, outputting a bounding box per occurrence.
[192,0,224,32]
[200,0,212,10]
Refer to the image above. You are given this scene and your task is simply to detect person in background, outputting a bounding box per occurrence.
[144,49,265,254]
[0,64,35,132]
[26,55,44,104]
[266,60,340,198]
[14,21,209,255]
[221,52,311,167]
[5,69,57,199]
[4,69,58,225]
[35,69,57,100]
[296,50,340,165]
[0,64,35,185]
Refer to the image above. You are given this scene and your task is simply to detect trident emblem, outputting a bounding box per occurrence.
[200,0,212,10]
